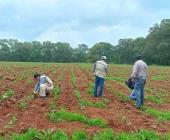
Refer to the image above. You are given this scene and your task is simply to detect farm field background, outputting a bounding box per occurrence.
[0,62,170,139]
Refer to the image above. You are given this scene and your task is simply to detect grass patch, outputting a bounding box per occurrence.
[48,109,107,128]
[71,130,88,140]
[93,128,115,140]
[1,128,169,140]
[18,101,27,111]
[0,89,14,101]
[151,75,167,81]
[143,106,170,121]
[106,77,126,83]
[145,96,164,104]
[80,100,106,108]
[116,92,130,102]
[53,85,60,99]
[88,82,94,95]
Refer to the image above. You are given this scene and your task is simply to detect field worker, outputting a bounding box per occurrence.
[93,56,108,97]
[33,73,53,98]
[129,55,148,109]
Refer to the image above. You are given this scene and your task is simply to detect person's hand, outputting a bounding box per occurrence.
[144,80,146,86]
[131,77,135,85]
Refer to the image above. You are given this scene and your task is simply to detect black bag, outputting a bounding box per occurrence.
[125,78,134,89]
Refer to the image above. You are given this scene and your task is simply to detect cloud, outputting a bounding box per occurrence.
[0,0,170,47]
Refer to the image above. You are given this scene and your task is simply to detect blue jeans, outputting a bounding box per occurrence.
[94,76,105,97]
[130,78,145,108]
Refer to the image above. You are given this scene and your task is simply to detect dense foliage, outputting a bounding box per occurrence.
[0,19,170,65]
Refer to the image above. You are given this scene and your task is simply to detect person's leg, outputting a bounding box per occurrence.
[94,76,100,97]
[46,85,54,96]
[129,79,137,100]
[40,84,47,97]
[98,78,104,97]
[140,80,145,106]
[135,79,143,108]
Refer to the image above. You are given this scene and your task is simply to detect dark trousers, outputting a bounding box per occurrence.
[94,76,105,97]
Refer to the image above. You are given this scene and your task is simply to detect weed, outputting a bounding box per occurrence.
[71,130,88,140]
[11,128,38,140]
[48,109,107,128]
[93,129,115,140]
[143,106,170,120]
[51,130,68,140]
[49,102,56,111]
[0,89,14,101]
[80,100,106,108]
[18,101,27,111]
[53,85,60,99]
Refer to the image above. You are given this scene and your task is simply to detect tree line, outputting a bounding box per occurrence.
[0,19,170,65]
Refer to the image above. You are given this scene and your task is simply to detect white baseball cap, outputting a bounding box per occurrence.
[101,56,107,60]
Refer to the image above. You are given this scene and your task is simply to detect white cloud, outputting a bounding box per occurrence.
[0,0,170,47]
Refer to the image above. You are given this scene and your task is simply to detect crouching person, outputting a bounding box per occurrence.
[33,73,54,98]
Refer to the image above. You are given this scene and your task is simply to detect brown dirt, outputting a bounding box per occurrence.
[0,64,170,136]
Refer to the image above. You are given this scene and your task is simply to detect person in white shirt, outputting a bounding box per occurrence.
[33,73,54,98]
[93,56,108,97]
[129,55,148,109]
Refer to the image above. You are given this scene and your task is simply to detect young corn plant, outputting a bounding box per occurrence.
[49,102,57,111]
[0,89,14,101]
[51,130,68,140]
[18,101,27,111]
[53,85,60,99]
[71,66,76,88]
[48,108,107,128]
[88,82,94,95]
[71,130,88,140]
[5,115,17,128]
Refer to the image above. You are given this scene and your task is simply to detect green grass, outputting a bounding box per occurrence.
[115,92,130,102]
[0,89,14,101]
[106,77,126,83]
[151,75,168,81]
[48,109,107,128]
[18,101,27,111]
[93,129,115,140]
[143,106,170,121]
[88,82,94,95]
[75,90,106,108]
[71,65,76,88]
[145,95,164,104]
[80,100,106,108]
[1,128,169,140]
[49,102,57,111]
[71,130,88,140]
[53,85,60,99]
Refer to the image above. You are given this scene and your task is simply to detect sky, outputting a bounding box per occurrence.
[0,0,170,47]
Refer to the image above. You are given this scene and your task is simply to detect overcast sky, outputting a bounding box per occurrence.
[0,0,170,47]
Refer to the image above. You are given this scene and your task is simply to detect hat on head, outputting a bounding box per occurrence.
[101,56,107,60]
[136,55,142,60]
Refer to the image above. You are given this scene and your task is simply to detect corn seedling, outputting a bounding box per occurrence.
[0,89,14,101]
[18,101,27,111]
[48,109,107,128]
[53,85,60,99]
[49,102,56,111]
[71,130,88,140]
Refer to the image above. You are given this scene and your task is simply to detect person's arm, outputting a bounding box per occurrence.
[131,63,138,78]
[46,76,53,86]
[131,63,138,84]
[34,82,40,94]
[105,64,108,73]
[92,62,96,73]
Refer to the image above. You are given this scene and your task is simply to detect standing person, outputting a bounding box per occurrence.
[129,55,148,109]
[93,56,108,97]
[33,73,54,98]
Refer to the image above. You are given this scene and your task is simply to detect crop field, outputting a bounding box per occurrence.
[0,62,170,140]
